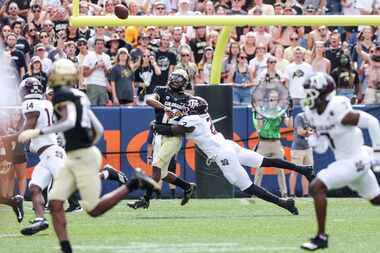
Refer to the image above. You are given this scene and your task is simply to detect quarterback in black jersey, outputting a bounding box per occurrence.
[128,69,196,209]
[18,59,160,253]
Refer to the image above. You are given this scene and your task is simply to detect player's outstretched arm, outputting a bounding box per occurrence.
[341,110,380,149]
[151,122,194,136]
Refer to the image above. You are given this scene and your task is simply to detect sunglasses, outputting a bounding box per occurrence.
[181,54,190,57]
[156,7,165,10]
[78,43,86,46]
[29,29,36,32]
[143,55,150,57]
[40,34,48,38]
[267,61,277,64]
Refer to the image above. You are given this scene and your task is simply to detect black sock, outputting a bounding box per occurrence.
[243,183,280,205]
[67,192,80,207]
[60,241,72,253]
[127,179,139,192]
[172,177,191,191]
[261,158,306,174]
[170,189,176,199]
[144,188,153,202]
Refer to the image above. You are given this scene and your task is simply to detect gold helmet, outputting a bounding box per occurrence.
[48,59,78,87]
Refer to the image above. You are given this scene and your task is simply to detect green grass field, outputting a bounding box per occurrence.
[0,198,379,253]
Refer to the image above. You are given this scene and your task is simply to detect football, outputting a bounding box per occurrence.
[114,4,129,19]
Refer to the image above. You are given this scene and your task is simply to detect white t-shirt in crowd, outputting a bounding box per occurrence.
[248,53,271,78]
[285,62,314,99]
[355,0,376,13]
[82,51,112,87]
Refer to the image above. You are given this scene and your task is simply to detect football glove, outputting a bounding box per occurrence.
[18,129,41,143]
[308,133,329,154]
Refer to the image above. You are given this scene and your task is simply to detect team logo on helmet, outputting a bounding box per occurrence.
[19,77,44,100]
[302,72,336,111]
[186,96,208,115]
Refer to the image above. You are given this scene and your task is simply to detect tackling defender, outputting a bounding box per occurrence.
[18,59,160,253]
[152,96,315,215]
[300,73,380,251]
[128,69,196,209]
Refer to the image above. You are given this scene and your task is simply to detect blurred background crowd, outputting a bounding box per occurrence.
[0,0,380,106]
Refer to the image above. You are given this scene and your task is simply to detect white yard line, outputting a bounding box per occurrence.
[75,243,296,253]
[0,233,21,239]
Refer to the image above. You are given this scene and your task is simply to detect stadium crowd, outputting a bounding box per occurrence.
[0,0,380,106]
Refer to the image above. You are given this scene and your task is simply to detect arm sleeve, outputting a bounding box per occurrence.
[41,102,76,134]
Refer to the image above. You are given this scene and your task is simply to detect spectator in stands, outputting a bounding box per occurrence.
[105,33,128,63]
[24,23,39,50]
[257,55,282,85]
[134,49,161,104]
[331,53,360,102]
[284,47,314,105]
[82,38,112,106]
[1,24,11,41]
[253,26,272,49]
[151,33,177,86]
[5,33,26,79]
[4,2,24,25]
[355,0,378,14]
[11,21,30,57]
[29,3,45,31]
[197,46,213,84]
[307,25,330,50]
[311,41,331,73]
[228,51,255,105]
[272,44,289,79]
[241,32,256,62]
[289,112,314,198]
[222,41,240,82]
[174,47,198,92]
[284,32,305,62]
[176,0,194,15]
[357,42,380,104]
[249,43,270,82]
[23,56,48,91]
[76,38,89,92]
[353,26,374,70]
[38,31,54,54]
[249,0,274,15]
[325,32,344,71]
[151,0,167,16]
[34,43,53,74]
[111,48,138,106]
[48,33,66,63]
[65,41,79,65]
[190,26,207,64]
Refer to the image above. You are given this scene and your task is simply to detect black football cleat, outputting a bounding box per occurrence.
[65,204,83,213]
[279,198,299,215]
[127,197,150,209]
[103,164,128,184]
[301,234,328,251]
[11,195,24,223]
[181,183,196,206]
[20,218,49,236]
[135,168,161,192]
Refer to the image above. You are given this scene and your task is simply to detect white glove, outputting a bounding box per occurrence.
[18,129,41,143]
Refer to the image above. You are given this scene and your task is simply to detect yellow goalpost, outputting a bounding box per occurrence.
[70,0,380,84]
